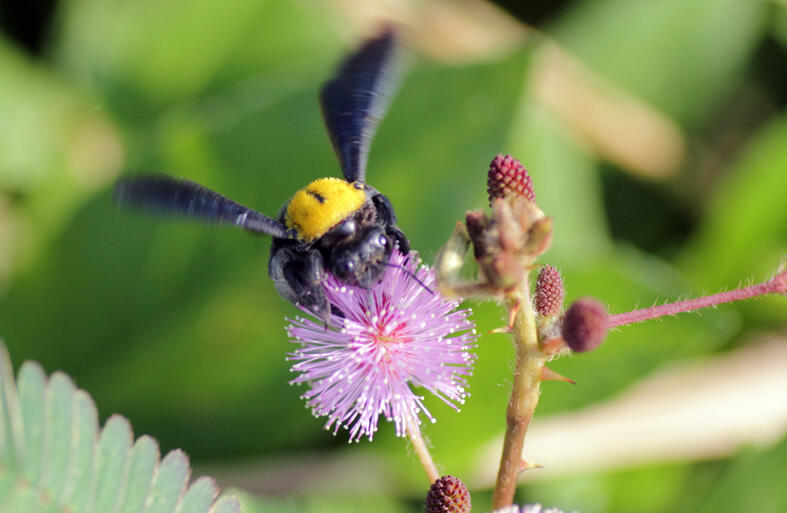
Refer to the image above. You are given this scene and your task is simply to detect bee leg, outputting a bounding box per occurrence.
[300,250,332,322]
[269,244,332,321]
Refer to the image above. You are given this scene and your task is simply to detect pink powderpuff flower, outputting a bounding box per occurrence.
[287,249,478,442]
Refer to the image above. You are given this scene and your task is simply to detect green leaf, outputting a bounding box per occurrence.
[176,477,218,513]
[62,390,98,512]
[40,372,74,498]
[0,341,239,513]
[210,496,243,513]
[17,362,46,484]
[90,415,133,512]
[147,451,189,513]
[0,342,24,470]
[116,436,158,513]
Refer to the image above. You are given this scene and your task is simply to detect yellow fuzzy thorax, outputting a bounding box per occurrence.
[284,177,366,241]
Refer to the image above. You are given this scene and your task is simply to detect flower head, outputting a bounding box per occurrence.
[562,297,608,353]
[287,249,478,442]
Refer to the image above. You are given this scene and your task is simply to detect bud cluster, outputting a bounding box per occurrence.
[430,151,785,513]
[464,155,551,293]
[434,155,552,300]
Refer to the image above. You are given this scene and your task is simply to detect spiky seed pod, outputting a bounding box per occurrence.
[562,297,608,352]
[425,475,471,513]
[535,265,565,317]
[487,154,536,205]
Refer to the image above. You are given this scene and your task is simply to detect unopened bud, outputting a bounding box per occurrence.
[465,210,493,261]
[562,297,608,352]
[435,222,471,286]
[487,154,535,205]
[425,475,471,513]
[535,265,565,317]
[523,217,553,257]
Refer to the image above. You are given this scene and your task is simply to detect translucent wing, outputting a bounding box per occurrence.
[320,26,403,183]
[115,175,294,239]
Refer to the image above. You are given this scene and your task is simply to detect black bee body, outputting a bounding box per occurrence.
[269,182,408,319]
[115,28,408,320]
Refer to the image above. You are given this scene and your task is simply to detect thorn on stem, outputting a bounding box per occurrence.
[519,459,543,473]
[541,366,576,385]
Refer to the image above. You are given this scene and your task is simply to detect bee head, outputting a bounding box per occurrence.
[329,226,391,289]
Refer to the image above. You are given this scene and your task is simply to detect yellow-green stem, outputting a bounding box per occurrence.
[407,420,440,483]
[491,281,545,509]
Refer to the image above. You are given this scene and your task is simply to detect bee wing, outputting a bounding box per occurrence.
[320,26,404,183]
[115,175,294,239]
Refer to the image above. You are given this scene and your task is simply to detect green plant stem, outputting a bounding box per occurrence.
[407,420,439,483]
[491,281,545,509]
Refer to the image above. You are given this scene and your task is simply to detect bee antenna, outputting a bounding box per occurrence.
[384,263,435,295]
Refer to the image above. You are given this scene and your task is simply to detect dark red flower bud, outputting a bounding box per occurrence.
[425,475,471,513]
[487,154,535,205]
[535,265,565,317]
[562,297,608,352]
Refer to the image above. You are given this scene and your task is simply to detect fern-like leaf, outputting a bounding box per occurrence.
[0,341,240,513]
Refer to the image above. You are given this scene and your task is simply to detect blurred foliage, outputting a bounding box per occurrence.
[232,488,413,513]
[0,0,785,512]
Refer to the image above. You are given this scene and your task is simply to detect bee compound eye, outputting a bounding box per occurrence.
[378,235,387,246]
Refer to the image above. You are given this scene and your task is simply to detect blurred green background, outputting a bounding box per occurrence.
[0,0,786,512]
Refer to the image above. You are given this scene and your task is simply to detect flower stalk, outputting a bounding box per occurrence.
[435,155,555,509]
[408,421,440,484]
[492,283,544,509]
[608,269,787,328]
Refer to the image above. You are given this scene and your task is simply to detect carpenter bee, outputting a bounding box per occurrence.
[115,27,409,320]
